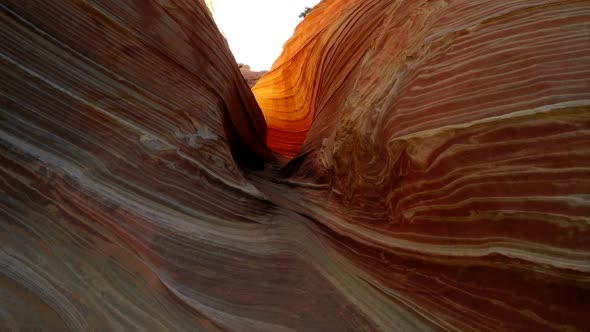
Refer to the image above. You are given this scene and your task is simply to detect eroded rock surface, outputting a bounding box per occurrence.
[2,0,590,331]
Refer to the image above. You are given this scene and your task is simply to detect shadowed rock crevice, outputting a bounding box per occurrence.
[1,0,590,331]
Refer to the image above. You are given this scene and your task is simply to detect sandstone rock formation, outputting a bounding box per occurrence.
[239,64,268,88]
[1,0,589,331]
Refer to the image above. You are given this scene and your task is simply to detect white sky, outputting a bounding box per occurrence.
[211,0,321,71]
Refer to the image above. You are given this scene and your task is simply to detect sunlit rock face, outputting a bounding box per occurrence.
[254,0,590,329]
[1,0,590,331]
[1,1,367,330]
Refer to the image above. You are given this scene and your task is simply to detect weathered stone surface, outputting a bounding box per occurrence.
[2,0,590,331]
[254,0,590,329]
[1,1,363,330]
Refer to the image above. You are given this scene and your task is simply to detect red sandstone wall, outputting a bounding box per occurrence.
[254,0,590,329]
[1,0,589,331]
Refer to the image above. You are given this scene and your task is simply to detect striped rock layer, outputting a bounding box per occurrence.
[1,1,589,332]
[256,0,590,329]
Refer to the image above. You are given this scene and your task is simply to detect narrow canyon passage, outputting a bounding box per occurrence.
[1,0,590,331]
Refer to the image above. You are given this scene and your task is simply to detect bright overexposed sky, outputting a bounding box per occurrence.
[211,0,321,71]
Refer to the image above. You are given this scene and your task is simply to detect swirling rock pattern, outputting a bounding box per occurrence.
[1,0,589,331]
[255,0,590,329]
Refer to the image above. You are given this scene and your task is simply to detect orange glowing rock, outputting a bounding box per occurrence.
[2,0,590,330]
[255,0,590,328]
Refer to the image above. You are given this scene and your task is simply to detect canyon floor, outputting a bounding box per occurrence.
[1,0,589,331]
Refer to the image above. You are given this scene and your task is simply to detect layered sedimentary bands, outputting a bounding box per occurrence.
[1,0,589,331]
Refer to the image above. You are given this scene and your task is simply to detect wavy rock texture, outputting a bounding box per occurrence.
[254,0,590,330]
[1,0,590,332]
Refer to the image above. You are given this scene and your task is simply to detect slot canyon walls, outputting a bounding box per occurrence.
[1,0,370,330]
[254,0,590,330]
[1,0,589,331]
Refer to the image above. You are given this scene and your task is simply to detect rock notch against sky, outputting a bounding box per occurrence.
[1,0,589,331]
